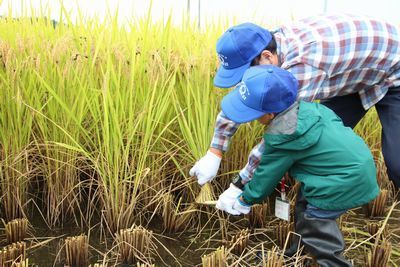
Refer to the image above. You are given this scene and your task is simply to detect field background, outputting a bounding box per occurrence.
[0,4,399,267]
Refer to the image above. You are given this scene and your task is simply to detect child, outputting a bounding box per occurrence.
[216,65,379,266]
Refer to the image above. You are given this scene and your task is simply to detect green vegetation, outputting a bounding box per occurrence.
[0,9,398,266]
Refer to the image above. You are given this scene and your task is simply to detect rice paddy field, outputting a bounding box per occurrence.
[0,11,399,267]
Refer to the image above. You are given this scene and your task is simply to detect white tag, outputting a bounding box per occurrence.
[275,197,290,221]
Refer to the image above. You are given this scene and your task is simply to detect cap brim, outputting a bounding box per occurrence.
[221,86,266,123]
[213,62,251,88]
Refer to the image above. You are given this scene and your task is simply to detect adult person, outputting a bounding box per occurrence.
[190,14,400,191]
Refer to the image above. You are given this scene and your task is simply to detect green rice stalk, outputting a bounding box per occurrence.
[30,28,99,227]
[0,37,33,220]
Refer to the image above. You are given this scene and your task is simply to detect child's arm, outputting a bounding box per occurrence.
[241,147,294,204]
[217,146,293,216]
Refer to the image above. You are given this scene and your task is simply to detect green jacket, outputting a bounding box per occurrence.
[242,101,379,210]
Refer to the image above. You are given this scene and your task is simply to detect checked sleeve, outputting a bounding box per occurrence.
[210,111,240,152]
[239,140,265,182]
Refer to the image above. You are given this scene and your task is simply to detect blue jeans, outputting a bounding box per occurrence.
[296,191,347,220]
[321,86,400,188]
[305,204,347,219]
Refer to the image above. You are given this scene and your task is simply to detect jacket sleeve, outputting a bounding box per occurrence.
[241,144,294,204]
[210,111,240,152]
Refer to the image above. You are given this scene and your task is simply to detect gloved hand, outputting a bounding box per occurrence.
[189,151,222,185]
[233,195,251,215]
[216,183,243,215]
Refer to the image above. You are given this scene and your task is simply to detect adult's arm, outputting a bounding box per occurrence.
[210,111,240,152]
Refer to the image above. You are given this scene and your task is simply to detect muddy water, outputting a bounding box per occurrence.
[25,214,211,266]
[4,203,400,266]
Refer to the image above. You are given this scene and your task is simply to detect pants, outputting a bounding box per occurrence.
[290,192,351,267]
[305,203,346,219]
[321,86,400,188]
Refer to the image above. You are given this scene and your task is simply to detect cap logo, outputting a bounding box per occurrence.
[217,53,229,67]
[238,82,250,100]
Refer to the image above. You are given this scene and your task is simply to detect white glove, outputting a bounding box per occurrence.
[233,196,251,215]
[216,184,243,215]
[189,151,222,185]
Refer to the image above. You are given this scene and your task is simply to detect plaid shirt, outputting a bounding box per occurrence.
[211,14,400,181]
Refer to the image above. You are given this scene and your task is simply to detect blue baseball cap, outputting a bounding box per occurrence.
[221,65,298,123]
[214,23,273,88]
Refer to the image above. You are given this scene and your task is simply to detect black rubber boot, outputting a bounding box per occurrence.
[296,213,352,267]
[284,191,307,257]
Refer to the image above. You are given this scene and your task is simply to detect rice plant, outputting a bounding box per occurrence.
[366,221,388,243]
[0,4,398,266]
[248,203,269,228]
[273,221,294,250]
[4,218,28,244]
[116,225,155,265]
[201,246,227,267]
[366,189,388,218]
[354,107,381,158]
[227,228,249,255]
[64,234,89,267]
[0,241,26,267]
[161,193,190,233]
[365,238,392,267]
[0,35,34,220]
[0,5,223,234]
[260,246,283,267]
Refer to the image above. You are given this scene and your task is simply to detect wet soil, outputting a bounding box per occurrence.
[2,200,400,266]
